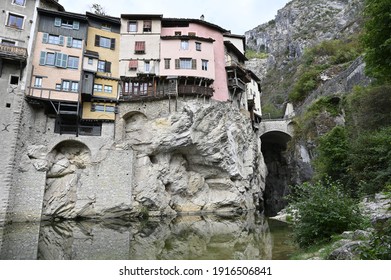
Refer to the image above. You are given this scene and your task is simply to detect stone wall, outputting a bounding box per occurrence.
[2,97,266,223]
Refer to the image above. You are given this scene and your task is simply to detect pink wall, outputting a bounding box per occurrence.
[161,23,229,101]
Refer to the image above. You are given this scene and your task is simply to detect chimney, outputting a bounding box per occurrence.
[200,14,205,21]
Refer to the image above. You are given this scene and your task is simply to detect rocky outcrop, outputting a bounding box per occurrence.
[245,0,364,76]
[39,101,266,220]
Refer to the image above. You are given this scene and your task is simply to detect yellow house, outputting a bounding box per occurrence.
[81,12,120,121]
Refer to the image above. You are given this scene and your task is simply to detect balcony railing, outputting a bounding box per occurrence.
[178,85,214,97]
[27,87,79,103]
[0,44,28,61]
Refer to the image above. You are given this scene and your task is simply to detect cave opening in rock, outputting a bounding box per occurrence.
[261,131,292,217]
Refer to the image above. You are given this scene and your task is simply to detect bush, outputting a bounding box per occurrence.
[289,68,322,102]
[360,219,391,260]
[288,179,364,248]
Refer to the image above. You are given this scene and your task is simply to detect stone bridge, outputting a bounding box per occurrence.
[258,118,295,149]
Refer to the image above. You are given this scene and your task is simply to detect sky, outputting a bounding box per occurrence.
[58,0,291,34]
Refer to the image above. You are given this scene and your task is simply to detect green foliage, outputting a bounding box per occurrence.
[349,127,391,194]
[261,102,284,119]
[360,219,391,260]
[289,68,322,102]
[245,49,269,59]
[346,85,391,133]
[314,126,349,184]
[288,180,365,248]
[362,0,391,83]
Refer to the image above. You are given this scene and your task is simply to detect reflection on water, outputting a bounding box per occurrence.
[0,212,296,260]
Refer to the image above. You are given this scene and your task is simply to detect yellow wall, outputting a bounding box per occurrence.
[93,77,118,99]
[86,26,120,78]
[82,102,116,121]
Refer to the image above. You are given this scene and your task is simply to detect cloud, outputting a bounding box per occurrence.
[59,0,290,34]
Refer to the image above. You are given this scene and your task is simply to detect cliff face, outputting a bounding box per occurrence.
[9,100,266,222]
[246,0,364,77]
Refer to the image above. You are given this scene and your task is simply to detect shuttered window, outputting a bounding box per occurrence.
[135,41,145,54]
[95,35,115,50]
[129,59,138,70]
[175,58,197,70]
[143,20,151,32]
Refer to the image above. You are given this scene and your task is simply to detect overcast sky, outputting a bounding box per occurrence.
[58,0,291,34]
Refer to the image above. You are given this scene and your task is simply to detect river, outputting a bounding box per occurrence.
[0,212,296,260]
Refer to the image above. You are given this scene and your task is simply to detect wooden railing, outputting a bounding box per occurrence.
[27,87,79,103]
[0,44,27,60]
[178,84,214,97]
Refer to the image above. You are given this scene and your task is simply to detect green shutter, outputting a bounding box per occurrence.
[54,17,61,27]
[55,53,68,68]
[39,51,46,65]
[73,21,80,30]
[59,36,64,46]
[42,33,49,43]
[67,37,73,48]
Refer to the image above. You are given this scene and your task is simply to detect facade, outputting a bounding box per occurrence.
[81,12,121,123]
[27,8,88,135]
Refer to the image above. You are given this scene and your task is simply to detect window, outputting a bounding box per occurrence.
[105,106,115,113]
[10,75,19,85]
[34,77,42,88]
[97,60,111,73]
[88,58,93,65]
[1,40,16,46]
[70,82,79,92]
[196,42,202,51]
[42,34,64,45]
[55,18,80,30]
[94,104,105,112]
[62,80,70,91]
[104,85,113,93]
[55,53,68,68]
[188,32,196,36]
[164,59,171,69]
[128,59,138,70]
[181,40,189,50]
[67,37,82,49]
[7,13,24,29]
[135,41,145,54]
[13,0,26,6]
[45,52,55,66]
[175,31,182,36]
[67,56,79,69]
[202,60,208,71]
[55,84,61,90]
[94,84,103,92]
[101,24,111,31]
[143,20,151,32]
[144,61,150,73]
[176,58,196,70]
[128,21,137,32]
[123,82,150,96]
[95,35,115,49]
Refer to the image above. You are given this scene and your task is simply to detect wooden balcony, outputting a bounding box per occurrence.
[27,87,79,103]
[178,84,214,97]
[0,44,27,62]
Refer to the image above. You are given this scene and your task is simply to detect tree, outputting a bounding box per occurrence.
[90,3,107,16]
[362,0,391,84]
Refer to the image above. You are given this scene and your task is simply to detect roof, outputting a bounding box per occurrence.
[84,50,99,58]
[37,7,87,21]
[121,14,163,20]
[86,12,121,25]
[162,18,230,33]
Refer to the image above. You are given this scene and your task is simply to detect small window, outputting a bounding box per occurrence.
[143,20,151,32]
[88,58,93,65]
[94,84,103,92]
[164,59,171,70]
[55,84,61,90]
[144,61,150,73]
[181,40,189,50]
[202,60,208,71]
[135,41,145,54]
[101,23,111,31]
[128,21,137,32]
[94,104,105,112]
[7,13,24,29]
[67,56,79,69]
[62,80,70,91]
[175,31,182,36]
[99,36,111,48]
[97,61,105,72]
[188,32,196,36]
[104,85,113,93]
[6,103,11,108]
[13,0,25,6]
[46,53,55,66]
[71,38,82,49]
[34,77,42,87]
[196,42,202,51]
[10,75,19,85]
[70,82,79,92]
[106,106,115,113]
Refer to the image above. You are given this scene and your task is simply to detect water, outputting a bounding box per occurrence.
[0,212,297,260]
